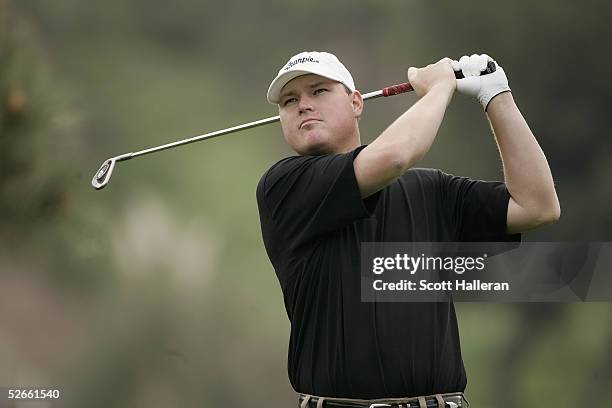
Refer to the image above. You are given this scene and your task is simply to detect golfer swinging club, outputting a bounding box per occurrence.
[256,51,560,408]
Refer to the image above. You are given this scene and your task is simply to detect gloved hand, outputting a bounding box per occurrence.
[452,54,511,111]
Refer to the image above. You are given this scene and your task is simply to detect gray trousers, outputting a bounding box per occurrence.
[298,392,467,408]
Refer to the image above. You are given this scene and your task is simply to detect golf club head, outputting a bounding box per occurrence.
[91,158,116,190]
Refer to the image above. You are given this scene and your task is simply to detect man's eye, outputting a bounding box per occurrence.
[283,97,297,106]
[314,88,328,95]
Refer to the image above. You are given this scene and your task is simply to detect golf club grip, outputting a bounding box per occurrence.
[383,60,497,97]
[382,83,414,97]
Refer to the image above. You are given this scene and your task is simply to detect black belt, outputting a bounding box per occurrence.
[298,393,466,408]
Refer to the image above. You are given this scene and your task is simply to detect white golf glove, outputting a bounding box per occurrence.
[452,54,510,111]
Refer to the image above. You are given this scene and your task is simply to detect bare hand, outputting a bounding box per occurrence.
[407,58,456,99]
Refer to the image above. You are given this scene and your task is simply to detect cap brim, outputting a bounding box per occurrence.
[267,70,321,104]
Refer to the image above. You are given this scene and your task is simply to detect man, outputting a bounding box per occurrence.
[256,51,560,407]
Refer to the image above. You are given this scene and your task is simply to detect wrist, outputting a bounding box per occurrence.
[429,82,455,104]
[485,90,513,112]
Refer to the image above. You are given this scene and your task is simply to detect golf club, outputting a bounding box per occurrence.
[91,62,495,190]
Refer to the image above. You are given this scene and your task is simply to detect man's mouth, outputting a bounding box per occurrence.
[300,119,321,129]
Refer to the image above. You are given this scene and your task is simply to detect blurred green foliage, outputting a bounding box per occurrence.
[1,0,611,407]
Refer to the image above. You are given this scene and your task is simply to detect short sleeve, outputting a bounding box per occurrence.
[256,145,380,251]
[439,170,521,242]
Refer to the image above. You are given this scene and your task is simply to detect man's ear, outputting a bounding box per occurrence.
[351,90,364,118]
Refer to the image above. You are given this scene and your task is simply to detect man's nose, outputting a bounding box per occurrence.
[298,94,314,113]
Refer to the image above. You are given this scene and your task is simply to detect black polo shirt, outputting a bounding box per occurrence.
[256,145,520,399]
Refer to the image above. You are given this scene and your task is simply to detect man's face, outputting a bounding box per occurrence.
[278,74,363,155]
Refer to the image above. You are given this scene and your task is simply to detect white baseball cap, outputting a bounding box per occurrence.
[267,51,356,104]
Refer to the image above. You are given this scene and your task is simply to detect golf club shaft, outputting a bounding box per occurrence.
[110,60,493,163]
[90,81,414,190]
[115,82,413,163]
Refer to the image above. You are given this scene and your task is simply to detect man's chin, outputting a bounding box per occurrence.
[299,142,333,156]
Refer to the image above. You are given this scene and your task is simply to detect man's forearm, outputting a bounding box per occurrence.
[371,84,454,171]
[354,59,457,198]
[487,92,560,218]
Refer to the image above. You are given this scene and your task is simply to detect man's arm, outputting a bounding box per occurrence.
[486,92,561,234]
[453,54,560,234]
[354,58,456,198]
